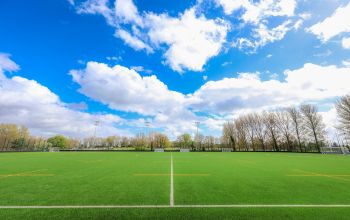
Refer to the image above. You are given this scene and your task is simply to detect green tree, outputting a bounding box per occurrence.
[177,133,193,149]
[47,135,67,149]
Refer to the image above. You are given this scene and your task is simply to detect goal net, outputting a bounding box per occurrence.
[222,148,232,152]
[49,147,60,152]
[320,147,350,154]
[180,149,190,152]
[154,148,164,152]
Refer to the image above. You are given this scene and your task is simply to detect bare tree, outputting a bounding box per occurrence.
[335,94,350,144]
[276,110,294,151]
[222,121,236,151]
[194,133,205,151]
[251,113,267,151]
[234,117,249,151]
[263,111,280,151]
[300,104,325,152]
[287,107,304,152]
[244,114,257,151]
[204,136,215,150]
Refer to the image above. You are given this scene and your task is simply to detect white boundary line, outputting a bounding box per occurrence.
[175,204,350,208]
[1,204,350,209]
[170,153,174,207]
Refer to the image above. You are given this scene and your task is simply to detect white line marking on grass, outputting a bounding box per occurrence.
[170,153,174,207]
[2,204,350,209]
[0,205,170,209]
[173,204,350,208]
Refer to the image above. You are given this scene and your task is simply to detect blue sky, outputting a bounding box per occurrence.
[1,0,350,139]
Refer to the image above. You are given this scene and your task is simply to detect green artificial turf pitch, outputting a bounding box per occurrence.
[1,152,350,219]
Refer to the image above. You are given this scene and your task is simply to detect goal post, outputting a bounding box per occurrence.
[320,147,350,154]
[154,148,164,152]
[222,148,232,152]
[49,147,60,152]
[180,149,190,152]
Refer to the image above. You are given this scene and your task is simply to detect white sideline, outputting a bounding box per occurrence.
[1,204,350,209]
[170,153,174,207]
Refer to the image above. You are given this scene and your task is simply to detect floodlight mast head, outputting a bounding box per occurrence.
[144,121,151,135]
[194,121,200,137]
[93,120,100,138]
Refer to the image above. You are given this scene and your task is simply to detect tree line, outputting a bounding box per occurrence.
[1,94,350,152]
[0,124,50,151]
[222,104,326,152]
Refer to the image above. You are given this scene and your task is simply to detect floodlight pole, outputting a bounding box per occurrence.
[145,121,151,150]
[194,121,200,151]
[93,120,100,147]
[194,121,200,137]
[94,120,100,138]
[145,121,150,135]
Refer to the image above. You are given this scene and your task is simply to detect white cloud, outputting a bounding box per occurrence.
[189,63,350,114]
[0,53,20,77]
[115,29,153,53]
[75,1,229,73]
[299,13,312,20]
[216,0,297,23]
[308,1,350,42]
[69,61,206,138]
[70,61,186,116]
[0,55,126,138]
[77,0,115,25]
[67,0,75,6]
[215,0,246,15]
[215,0,300,52]
[130,66,152,74]
[146,8,229,72]
[235,20,296,51]
[221,61,232,66]
[115,0,143,26]
[342,59,350,67]
[314,49,332,57]
[342,37,350,49]
[203,75,208,81]
[106,55,122,61]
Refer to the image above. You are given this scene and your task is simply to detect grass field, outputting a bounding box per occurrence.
[1,152,350,219]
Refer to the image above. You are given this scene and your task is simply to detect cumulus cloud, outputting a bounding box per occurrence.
[115,0,143,26]
[216,0,296,23]
[235,20,296,51]
[115,29,153,53]
[189,63,350,114]
[70,61,187,116]
[342,37,350,49]
[146,8,229,72]
[308,1,350,42]
[215,0,300,52]
[0,53,20,77]
[76,0,114,25]
[69,61,214,138]
[130,65,152,74]
[0,54,126,138]
[75,0,229,72]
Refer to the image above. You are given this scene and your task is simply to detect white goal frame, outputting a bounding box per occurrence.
[222,148,232,152]
[180,149,190,152]
[49,147,60,152]
[320,147,350,154]
[154,148,164,152]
